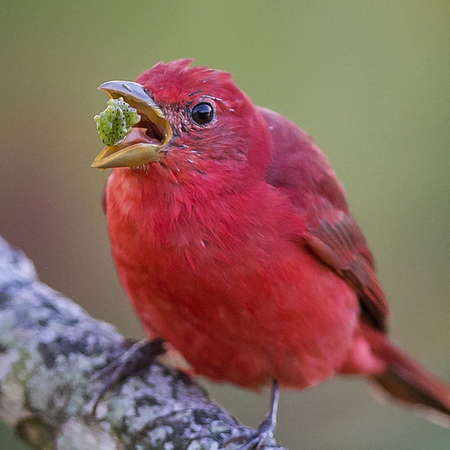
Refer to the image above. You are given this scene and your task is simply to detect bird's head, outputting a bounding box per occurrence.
[92,59,272,181]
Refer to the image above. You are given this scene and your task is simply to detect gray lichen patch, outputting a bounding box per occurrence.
[186,439,220,450]
[57,419,120,450]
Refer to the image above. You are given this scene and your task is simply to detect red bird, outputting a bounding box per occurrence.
[92,59,450,448]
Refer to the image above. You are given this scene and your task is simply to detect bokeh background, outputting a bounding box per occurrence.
[1,1,450,449]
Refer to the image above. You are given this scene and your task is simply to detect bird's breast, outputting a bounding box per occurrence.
[104,168,360,389]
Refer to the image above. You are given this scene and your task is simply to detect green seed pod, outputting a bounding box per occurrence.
[94,97,141,146]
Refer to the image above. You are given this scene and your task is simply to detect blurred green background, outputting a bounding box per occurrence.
[1,1,449,449]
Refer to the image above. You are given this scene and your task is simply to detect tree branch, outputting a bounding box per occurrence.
[0,236,287,450]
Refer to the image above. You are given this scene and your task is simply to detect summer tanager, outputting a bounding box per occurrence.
[92,59,450,447]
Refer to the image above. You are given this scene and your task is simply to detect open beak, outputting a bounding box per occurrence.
[91,81,172,169]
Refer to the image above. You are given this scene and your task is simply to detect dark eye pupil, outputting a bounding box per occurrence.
[191,103,214,125]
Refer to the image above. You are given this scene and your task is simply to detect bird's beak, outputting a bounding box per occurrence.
[91,81,172,169]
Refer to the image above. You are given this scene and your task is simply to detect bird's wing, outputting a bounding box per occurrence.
[304,207,389,331]
[260,106,390,331]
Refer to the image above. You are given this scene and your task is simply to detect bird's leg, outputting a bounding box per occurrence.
[91,337,166,415]
[225,379,280,450]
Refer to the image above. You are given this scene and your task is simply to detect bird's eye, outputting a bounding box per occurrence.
[191,102,214,125]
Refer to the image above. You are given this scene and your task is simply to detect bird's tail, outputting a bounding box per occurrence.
[363,323,450,425]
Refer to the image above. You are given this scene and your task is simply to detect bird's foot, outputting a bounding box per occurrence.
[225,380,280,449]
[225,416,277,449]
[91,337,166,415]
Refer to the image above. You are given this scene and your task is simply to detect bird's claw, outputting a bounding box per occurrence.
[224,380,279,449]
[224,414,278,450]
[224,418,276,449]
[91,337,166,415]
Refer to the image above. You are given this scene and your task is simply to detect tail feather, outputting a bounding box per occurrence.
[371,355,450,417]
[364,323,450,422]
